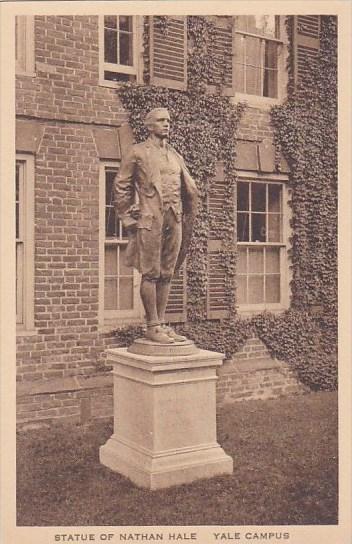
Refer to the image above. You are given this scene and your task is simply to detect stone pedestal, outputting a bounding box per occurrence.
[99,344,233,489]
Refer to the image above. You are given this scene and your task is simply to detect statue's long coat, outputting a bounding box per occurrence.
[113,138,198,272]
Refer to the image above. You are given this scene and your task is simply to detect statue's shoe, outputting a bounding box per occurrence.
[145,326,175,344]
[162,325,188,343]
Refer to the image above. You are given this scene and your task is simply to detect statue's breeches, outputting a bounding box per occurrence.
[136,208,182,281]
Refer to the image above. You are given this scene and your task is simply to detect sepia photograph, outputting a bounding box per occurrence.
[0,1,351,543]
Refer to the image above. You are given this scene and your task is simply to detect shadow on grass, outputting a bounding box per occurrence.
[17,391,338,526]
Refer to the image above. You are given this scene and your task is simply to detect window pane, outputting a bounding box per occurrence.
[246,66,262,95]
[104,16,117,29]
[234,34,245,93]
[268,214,281,242]
[248,275,264,303]
[268,184,281,212]
[119,277,134,310]
[105,246,117,275]
[265,275,280,303]
[104,28,118,63]
[119,31,133,66]
[119,16,132,32]
[245,36,261,66]
[119,246,133,275]
[105,171,115,204]
[106,208,119,237]
[16,164,20,239]
[237,182,249,211]
[237,247,247,273]
[104,71,131,82]
[252,183,266,211]
[263,68,277,98]
[105,279,117,310]
[16,242,23,323]
[236,15,277,38]
[266,247,280,273]
[237,213,249,241]
[265,40,278,69]
[237,275,247,304]
[252,213,266,242]
[248,248,264,273]
[106,170,121,237]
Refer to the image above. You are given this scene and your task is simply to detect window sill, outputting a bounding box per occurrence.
[16,70,36,78]
[231,93,283,110]
[16,327,38,337]
[99,317,144,334]
[237,306,288,316]
[99,78,125,89]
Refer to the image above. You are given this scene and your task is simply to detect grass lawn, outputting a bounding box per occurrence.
[17,391,338,526]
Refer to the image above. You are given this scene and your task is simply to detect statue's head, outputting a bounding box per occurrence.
[145,108,171,139]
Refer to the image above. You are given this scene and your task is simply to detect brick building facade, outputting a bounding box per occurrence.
[15,14,319,425]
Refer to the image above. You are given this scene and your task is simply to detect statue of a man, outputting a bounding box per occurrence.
[114,108,198,343]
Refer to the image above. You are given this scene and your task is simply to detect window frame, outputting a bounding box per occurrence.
[15,15,35,76]
[232,15,287,106]
[98,15,142,88]
[16,154,35,333]
[236,173,292,314]
[98,162,143,329]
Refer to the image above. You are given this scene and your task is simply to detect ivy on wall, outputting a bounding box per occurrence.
[269,15,338,390]
[112,15,337,391]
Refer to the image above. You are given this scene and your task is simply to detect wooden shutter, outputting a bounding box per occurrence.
[293,16,320,87]
[207,162,230,319]
[210,17,233,94]
[165,263,187,322]
[149,16,187,90]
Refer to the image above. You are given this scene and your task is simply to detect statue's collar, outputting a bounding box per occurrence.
[146,137,170,151]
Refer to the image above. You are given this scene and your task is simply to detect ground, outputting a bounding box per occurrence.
[17,391,338,526]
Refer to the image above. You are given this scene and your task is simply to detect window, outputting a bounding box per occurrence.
[16,156,35,330]
[234,15,281,98]
[99,15,139,84]
[15,16,35,75]
[100,164,141,325]
[237,179,289,310]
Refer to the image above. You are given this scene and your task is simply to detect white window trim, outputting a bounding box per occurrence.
[15,15,35,76]
[98,162,143,330]
[231,15,288,107]
[16,154,35,333]
[98,15,143,88]
[236,172,292,315]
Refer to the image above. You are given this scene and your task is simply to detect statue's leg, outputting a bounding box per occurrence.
[140,276,159,326]
[157,209,187,342]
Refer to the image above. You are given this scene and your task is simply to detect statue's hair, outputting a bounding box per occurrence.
[144,108,170,127]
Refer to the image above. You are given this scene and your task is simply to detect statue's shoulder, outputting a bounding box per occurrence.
[168,145,184,162]
[132,140,149,157]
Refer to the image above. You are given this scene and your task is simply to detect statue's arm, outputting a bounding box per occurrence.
[113,146,139,229]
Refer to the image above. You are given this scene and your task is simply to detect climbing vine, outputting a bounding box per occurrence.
[269,15,338,389]
[111,15,337,391]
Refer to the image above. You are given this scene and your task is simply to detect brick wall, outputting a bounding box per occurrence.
[16,16,127,125]
[16,14,129,385]
[237,106,274,142]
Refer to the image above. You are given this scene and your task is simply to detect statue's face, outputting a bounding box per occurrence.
[148,111,171,139]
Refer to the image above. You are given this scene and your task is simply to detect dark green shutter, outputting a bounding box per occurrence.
[293,15,320,87]
[149,16,187,90]
[210,17,233,94]
[207,162,230,319]
[165,263,187,322]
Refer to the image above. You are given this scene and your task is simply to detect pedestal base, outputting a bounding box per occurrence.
[100,436,233,490]
[100,347,233,489]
